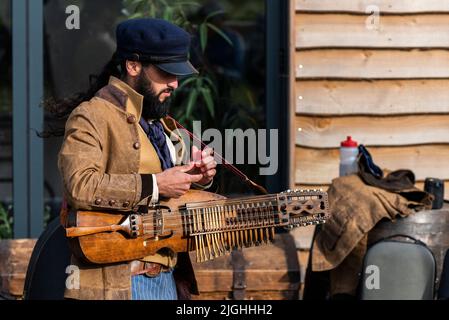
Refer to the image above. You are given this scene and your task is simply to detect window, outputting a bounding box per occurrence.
[0,0,13,237]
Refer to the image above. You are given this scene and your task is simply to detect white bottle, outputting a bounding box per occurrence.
[339,136,359,177]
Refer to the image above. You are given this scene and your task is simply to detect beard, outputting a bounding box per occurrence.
[136,72,173,120]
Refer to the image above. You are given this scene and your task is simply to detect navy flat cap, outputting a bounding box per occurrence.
[116,18,198,76]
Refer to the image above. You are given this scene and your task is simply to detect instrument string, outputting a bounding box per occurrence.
[141,208,280,231]
[167,116,268,195]
[140,203,281,227]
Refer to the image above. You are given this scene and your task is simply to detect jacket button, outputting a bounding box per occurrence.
[127,115,136,124]
[109,200,116,206]
[133,142,141,150]
[123,201,130,208]
[95,198,102,205]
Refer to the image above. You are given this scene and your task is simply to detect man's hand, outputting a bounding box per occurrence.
[155,163,203,198]
[190,146,217,186]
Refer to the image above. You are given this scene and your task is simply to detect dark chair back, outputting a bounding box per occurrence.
[359,235,436,300]
[438,249,449,300]
[23,218,71,300]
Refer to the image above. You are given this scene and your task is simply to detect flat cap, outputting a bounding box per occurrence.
[116,18,198,76]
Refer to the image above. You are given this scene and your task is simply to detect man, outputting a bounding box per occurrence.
[58,18,217,300]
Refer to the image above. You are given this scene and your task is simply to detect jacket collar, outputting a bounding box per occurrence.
[104,77,181,141]
[108,76,144,120]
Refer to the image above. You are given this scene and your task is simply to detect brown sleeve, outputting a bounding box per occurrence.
[58,105,145,211]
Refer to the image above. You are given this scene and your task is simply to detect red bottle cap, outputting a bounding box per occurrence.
[341,136,358,147]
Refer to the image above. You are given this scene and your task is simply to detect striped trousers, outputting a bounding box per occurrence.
[131,270,178,300]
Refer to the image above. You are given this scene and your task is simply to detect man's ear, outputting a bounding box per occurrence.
[125,60,142,77]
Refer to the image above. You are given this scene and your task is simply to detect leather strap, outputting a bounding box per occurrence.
[130,261,168,277]
[231,250,247,300]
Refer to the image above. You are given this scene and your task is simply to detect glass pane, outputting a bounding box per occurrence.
[0,0,13,235]
[43,0,266,207]
[169,0,267,196]
[43,0,123,220]
[205,0,266,196]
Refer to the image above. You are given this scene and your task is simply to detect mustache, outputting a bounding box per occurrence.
[158,88,174,96]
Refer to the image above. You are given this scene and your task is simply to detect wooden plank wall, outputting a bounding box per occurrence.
[292,0,449,200]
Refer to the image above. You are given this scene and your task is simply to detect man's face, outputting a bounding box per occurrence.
[136,65,179,120]
[143,65,178,102]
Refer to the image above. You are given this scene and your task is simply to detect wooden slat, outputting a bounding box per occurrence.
[295,80,449,115]
[295,183,449,205]
[194,270,298,292]
[289,0,298,188]
[295,184,329,191]
[191,232,300,292]
[193,290,298,300]
[295,145,449,184]
[296,0,449,14]
[0,240,36,298]
[296,49,449,79]
[296,14,449,49]
[295,115,449,148]
[290,225,315,250]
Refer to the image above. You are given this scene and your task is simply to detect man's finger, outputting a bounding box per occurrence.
[188,173,204,183]
[204,169,216,178]
[206,160,217,170]
[202,147,214,158]
[179,162,195,172]
[201,156,216,166]
[192,145,202,162]
[200,160,217,173]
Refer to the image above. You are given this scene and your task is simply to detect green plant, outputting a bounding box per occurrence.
[0,203,13,239]
[122,0,235,126]
[123,0,195,27]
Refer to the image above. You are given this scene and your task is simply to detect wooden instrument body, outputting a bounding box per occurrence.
[68,190,226,264]
[67,189,330,265]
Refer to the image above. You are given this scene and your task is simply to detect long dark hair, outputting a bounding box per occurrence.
[42,54,124,137]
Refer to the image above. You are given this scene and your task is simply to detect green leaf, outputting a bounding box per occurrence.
[196,77,204,88]
[186,90,199,118]
[0,204,12,239]
[201,88,215,118]
[178,114,187,124]
[176,2,201,8]
[128,12,143,19]
[199,23,208,52]
[177,76,197,91]
[205,10,225,22]
[163,7,174,21]
[202,77,218,95]
[206,23,234,47]
[245,89,256,108]
[134,1,146,15]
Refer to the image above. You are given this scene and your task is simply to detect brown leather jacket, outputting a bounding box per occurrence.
[58,76,198,300]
